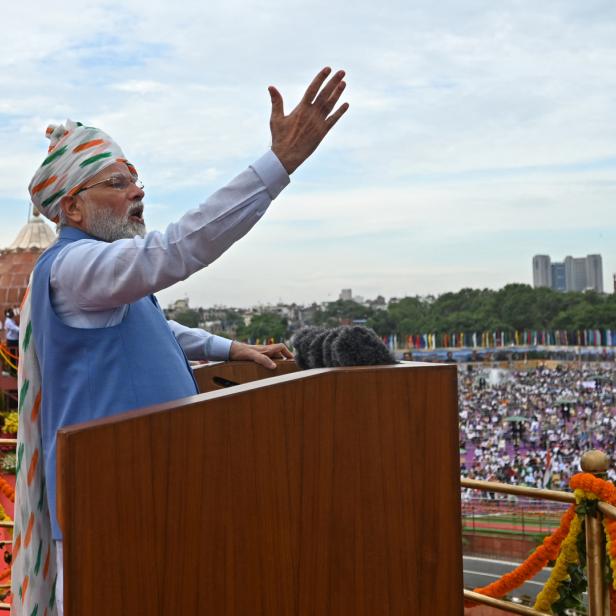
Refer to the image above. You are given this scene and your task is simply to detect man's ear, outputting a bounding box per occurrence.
[59,194,84,225]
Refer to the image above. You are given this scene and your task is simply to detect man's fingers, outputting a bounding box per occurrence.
[325,102,350,130]
[254,352,277,370]
[313,70,346,109]
[302,67,332,104]
[269,86,285,120]
[321,80,346,117]
[267,343,293,359]
[280,345,293,359]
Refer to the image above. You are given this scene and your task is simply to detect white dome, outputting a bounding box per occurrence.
[7,214,55,251]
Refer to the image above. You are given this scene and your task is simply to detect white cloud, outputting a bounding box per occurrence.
[2,0,616,302]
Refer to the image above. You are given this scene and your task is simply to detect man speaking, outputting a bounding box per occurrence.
[13,67,348,615]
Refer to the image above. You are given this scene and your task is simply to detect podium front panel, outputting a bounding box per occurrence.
[57,363,462,615]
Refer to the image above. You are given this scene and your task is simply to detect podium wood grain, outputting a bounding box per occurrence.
[57,362,462,615]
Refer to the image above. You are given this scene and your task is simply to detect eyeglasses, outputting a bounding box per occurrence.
[76,174,144,195]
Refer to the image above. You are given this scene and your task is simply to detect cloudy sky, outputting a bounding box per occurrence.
[2,0,616,307]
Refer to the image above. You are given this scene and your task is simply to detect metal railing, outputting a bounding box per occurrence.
[0,438,613,614]
[461,450,615,615]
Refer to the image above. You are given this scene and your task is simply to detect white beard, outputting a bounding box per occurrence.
[83,199,146,242]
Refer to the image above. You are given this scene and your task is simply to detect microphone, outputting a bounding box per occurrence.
[331,325,396,367]
[291,326,324,369]
[292,325,395,369]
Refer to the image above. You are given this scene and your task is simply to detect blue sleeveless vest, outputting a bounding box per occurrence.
[31,227,199,539]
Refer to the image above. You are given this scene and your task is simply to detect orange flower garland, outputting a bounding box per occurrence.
[464,504,576,606]
[467,472,616,610]
[570,473,616,503]
[570,473,616,594]
[0,343,18,361]
[0,477,14,503]
[533,508,582,611]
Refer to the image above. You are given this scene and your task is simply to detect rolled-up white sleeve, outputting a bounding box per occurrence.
[167,320,232,361]
[51,150,290,311]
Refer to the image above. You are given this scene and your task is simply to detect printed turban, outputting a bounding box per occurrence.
[28,119,137,222]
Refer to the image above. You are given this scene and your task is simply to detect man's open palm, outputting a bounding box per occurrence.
[269,67,349,174]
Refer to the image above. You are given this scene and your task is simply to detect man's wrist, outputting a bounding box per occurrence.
[251,151,290,198]
[271,146,300,175]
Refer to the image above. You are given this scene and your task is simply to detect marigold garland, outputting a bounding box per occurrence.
[0,476,14,503]
[533,509,582,611]
[464,504,576,607]
[605,517,616,590]
[0,502,10,522]
[2,412,18,435]
[570,473,616,595]
[570,473,616,503]
[0,344,18,361]
[0,347,17,371]
[467,472,616,612]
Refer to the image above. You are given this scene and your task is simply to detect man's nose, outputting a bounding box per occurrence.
[129,184,145,199]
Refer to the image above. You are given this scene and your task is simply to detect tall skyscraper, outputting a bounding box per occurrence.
[532,255,552,288]
[533,254,604,292]
[586,254,603,293]
[551,262,566,292]
[565,256,588,292]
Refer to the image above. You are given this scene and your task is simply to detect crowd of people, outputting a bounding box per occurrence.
[459,363,616,492]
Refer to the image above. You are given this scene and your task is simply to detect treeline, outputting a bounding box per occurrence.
[173,284,616,341]
[363,284,616,337]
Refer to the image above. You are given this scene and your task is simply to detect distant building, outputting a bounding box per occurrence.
[339,288,352,301]
[165,298,190,320]
[0,209,55,315]
[533,254,604,292]
[564,256,588,292]
[585,254,603,293]
[551,262,566,292]
[532,255,551,288]
[367,295,388,311]
[613,274,616,294]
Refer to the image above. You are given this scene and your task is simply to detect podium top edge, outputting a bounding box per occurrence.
[57,362,456,437]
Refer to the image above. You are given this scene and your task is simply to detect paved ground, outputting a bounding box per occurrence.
[463,555,588,607]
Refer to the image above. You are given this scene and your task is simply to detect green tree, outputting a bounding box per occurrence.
[365,285,616,337]
[237,313,288,341]
[173,309,200,328]
[314,300,373,327]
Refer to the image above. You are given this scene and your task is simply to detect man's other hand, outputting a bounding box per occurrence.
[229,341,293,370]
[269,66,349,174]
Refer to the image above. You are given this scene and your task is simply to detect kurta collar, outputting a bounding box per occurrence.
[59,226,100,242]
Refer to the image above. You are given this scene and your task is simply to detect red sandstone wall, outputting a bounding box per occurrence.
[464,534,540,615]
[0,250,41,315]
[464,533,539,560]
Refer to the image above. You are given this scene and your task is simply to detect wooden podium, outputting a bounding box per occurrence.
[56,361,463,615]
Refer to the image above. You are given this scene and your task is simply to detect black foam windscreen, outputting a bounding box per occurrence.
[293,325,395,369]
[332,325,396,367]
[291,326,324,369]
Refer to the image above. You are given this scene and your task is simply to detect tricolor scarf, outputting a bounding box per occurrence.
[12,119,134,613]
[11,282,58,615]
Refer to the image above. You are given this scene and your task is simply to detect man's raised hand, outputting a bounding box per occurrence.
[269,67,349,174]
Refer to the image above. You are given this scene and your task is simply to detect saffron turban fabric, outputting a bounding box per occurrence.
[28,119,136,222]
